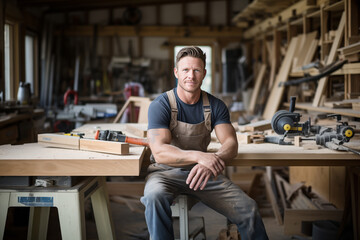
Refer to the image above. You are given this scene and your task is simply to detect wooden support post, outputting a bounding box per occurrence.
[320,5,329,62]
[0,0,4,95]
[303,14,311,33]
[269,30,281,90]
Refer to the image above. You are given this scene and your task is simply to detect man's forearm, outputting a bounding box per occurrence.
[152,144,200,166]
[215,139,238,161]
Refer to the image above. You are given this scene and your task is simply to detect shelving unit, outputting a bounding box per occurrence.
[233,0,359,119]
[232,1,360,237]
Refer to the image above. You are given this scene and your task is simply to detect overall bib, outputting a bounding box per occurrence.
[141,90,268,240]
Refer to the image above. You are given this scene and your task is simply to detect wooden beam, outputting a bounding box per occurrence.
[55,25,242,38]
[80,139,129,155]
[244,0,317,39]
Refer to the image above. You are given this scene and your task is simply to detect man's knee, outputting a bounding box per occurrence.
[142,188,171,207]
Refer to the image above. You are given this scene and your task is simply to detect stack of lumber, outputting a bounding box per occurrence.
[236,120,272,144]
[338,41,360,62]
[324,98,360,110]
[274,173,343,236]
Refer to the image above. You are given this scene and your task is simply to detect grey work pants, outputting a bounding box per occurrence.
[140,163,269,240]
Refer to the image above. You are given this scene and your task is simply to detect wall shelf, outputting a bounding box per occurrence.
[284,102,360,118]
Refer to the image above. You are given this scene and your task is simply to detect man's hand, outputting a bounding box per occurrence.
[186,164,213,191]
[195,152,225,177]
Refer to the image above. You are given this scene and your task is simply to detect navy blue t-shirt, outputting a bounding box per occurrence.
[148,88,230,131]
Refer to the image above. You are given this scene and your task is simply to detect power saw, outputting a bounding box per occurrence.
[266,96,318,145]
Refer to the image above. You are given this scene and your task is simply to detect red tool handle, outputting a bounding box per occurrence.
[64,89,78,105]
[125,136,149,146]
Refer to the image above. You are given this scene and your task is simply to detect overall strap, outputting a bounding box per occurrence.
[202,91,212,131]
[166,90,178,131]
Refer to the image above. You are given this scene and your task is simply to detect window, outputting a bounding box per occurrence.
[174,45,212,93]
[25,33,38,96]
[4,23,13,101]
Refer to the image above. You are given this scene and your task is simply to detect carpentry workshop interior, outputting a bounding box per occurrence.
[0,0,360,239]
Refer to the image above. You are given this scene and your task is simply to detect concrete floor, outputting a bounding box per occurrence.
[85,196,292,240]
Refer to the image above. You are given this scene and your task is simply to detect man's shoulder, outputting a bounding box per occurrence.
[205,92,227,108]
[150,92,170,108]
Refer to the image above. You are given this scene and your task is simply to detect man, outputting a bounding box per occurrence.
[141,46,268,240]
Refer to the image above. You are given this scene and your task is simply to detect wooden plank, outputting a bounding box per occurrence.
[262,36,299,120]
[292,31,318,71]
[302,38,319,65]
[323,101,352,108]
[263,172,283,225]
[288,102,360,118]
[338,41,360,55]
[37,133,80,150]
[238,119,272,132]
[313,11,346,107]
[80,139,129,155]
[248,64,267,114]
[284,209,343,235]
[236,133,251,144]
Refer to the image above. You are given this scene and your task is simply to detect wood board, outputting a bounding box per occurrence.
[38,133,130,155]
[80,139,129,155]
[238,119,272,132]
[248,64,267,114]
[38,133,80,150]
[262,36,299,120]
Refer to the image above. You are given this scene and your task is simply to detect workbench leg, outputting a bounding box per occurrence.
[91,178,115,240]
[27,207,50,240]
[0,193,10,239]
[56,193,86,240]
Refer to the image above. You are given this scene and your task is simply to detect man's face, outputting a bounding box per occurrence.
[174,56,206,93]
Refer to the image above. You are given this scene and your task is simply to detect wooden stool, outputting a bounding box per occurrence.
[0,177,115,240]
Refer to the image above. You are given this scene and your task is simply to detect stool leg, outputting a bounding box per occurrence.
[178,196,189,240]
[27,207,50,240]
[56,193,85,240]
[91,180,115,240]
[0,193,10,239]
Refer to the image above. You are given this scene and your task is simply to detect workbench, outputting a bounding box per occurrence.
[0,123,359,239]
